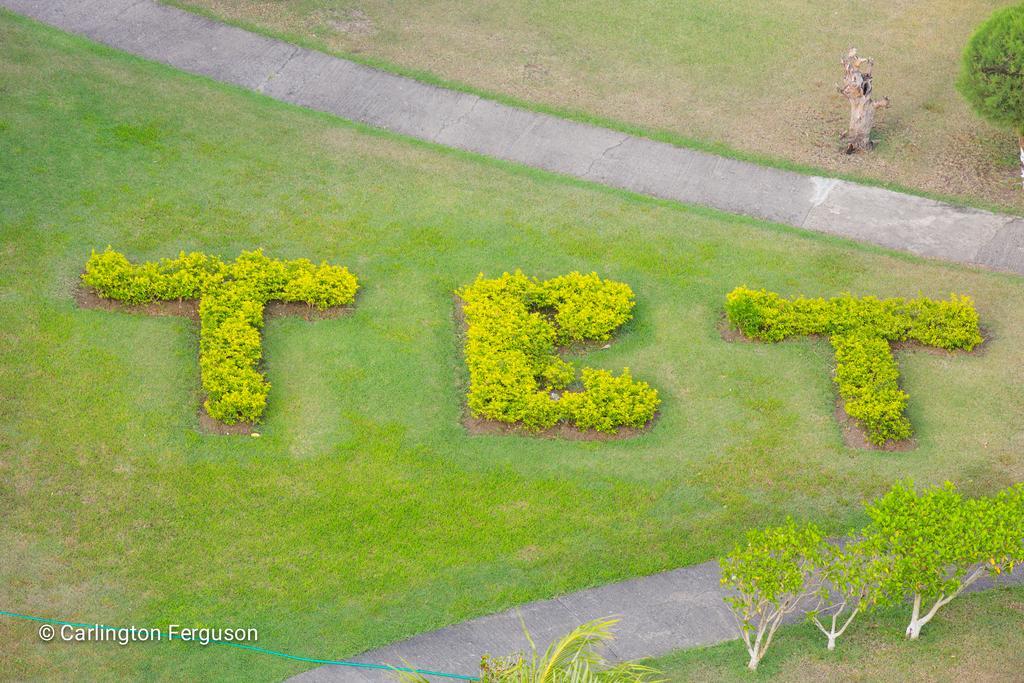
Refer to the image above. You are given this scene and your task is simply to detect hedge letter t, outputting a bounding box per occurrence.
[724,287,982,446]
[81,248,358,427]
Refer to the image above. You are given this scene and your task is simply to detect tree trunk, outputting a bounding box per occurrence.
[1018,133,1024,189]
[840,48,889,154]
[906,593,922,639]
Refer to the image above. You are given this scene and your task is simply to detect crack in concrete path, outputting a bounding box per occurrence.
[433,96,481,142]
[256,44,301,93]
[582,135,631,179]
[114,0,147,19]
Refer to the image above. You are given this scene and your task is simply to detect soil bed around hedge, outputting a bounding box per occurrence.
[75,285,354,321]
[833,398,917,452]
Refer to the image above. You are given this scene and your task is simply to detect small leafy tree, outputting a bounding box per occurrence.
[395,617,662,683]
[807,537,890,651]
[957,4,1024,187]
[864,481,1024,639]
[719,520,823,670]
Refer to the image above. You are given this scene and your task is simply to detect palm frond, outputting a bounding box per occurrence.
[538,618,619,681]
[392,617,662,683]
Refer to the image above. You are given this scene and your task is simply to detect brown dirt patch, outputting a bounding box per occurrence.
[75,284,354,321]
[891,325,992,357]
[516,545,541,562]
[198,406,256,436]
[461,411,656,441]
[74,285,199,320]
[834,398,917,452]
[717,314,752,343]
[453,295,657,440]
[320,8,376,36]
[263,300,355,321]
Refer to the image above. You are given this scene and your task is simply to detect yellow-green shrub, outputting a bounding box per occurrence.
[459,271,658,434]
[83,247,358,424]
[831,334,911,443]
[560,368,660,433]
[724,287,982,445]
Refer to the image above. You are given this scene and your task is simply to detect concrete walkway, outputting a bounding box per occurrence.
[296,561,732,682]
[291,562,1023,682]
[6,0,1024,276]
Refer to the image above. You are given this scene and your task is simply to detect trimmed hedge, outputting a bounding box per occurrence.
[83,248,359,424]
[459,271,659,434]
[725,287,982,445]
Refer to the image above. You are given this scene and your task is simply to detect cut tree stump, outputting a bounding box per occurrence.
[839,47,889,154]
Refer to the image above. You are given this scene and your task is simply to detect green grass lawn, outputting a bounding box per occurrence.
[169,0,1024,212]
[648,586,1024,681]
[2,11,1024,680]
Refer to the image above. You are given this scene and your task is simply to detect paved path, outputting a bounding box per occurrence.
[6,0,1024,277]
[296,561,732,682]
[5,2,1024,679]
[291,562,1023,682]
